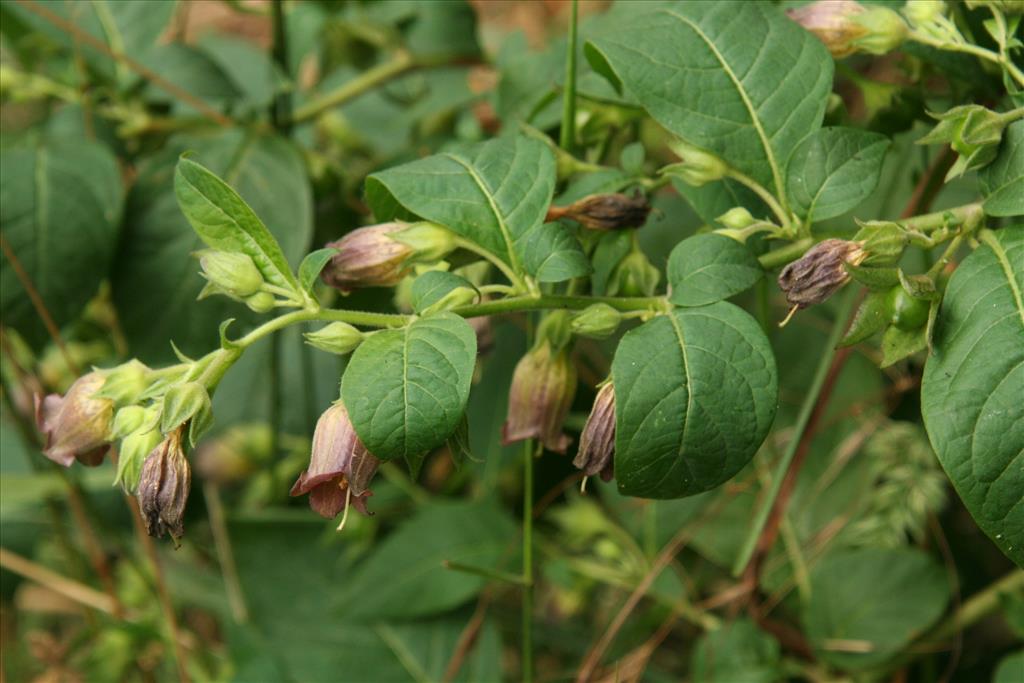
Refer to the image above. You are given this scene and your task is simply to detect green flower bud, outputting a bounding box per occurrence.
[304,322,364,355]
[95,360,151,407]
[918,105,1007,178]
[390,221,458,263]
[570,304,623,340]
[854,221,909,263]
[160,381,213,445]
[608,251,660,297]
[245,291,276,313]
[850,6,908,54]
[717,207,757,230]
[196,250,264,298]
[116,426,161,494]
[664,139,728,186]
[903,0,945,27]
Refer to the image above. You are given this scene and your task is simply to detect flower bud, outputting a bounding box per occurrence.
[918,105,1006,178]
[304,322,364,355]
[570,304,623,340]
[95,360,151,407]
[389,222,458,263]
[35,371,113,467]
[778,239,867,310]
[788,1,906,57]
[608,251,660,297]
[321,222,456,293]
[851,5,908,54]
[196,250,264,299]
[717,207,757,230]
[137,427,191,541]
[548,193,652,231]
[290,401,380,520]
[502,341,577,453]
[116,425,161,494]
[573,382,616,482]
[903,0,945,27]
[245,291,276,313]
[664,139,729,187]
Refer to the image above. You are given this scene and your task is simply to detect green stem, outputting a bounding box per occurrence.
[291,51,419,125]
[522,440,534,683]
[452,237,528,293]
[759,239,813,270]
[559,0,579,152]
[910,29,1024,87]
[731,289,858,576]
[725,168,793,234]
[452,294,664,318]
[926,569,1024,642]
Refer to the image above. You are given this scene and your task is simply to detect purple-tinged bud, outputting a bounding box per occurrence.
[34,371,113,467]
[290,401,381,520]
[547,193,651,230]
[573,383,616,482]
[137,427,191,542]
[778,239,868,310]
[321,222,456,293]
[788,1,906,57]
[502,341,577,453]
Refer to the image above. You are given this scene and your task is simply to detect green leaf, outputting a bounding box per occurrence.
[803,547,949,670]
[409,271,477,315]
[342,313,477,461]
[0,137,123,348]
[366,135,556,279]
[297,248,338,296]
[612,303,777,498]
[922,227,1024,565]
[786,127,891,222]
[590,231,632,296]
[994,650,1024,683]
[671,177,769,227]
[979,120,1024,217]
[880,323,927,368]
[586,2,833,198]
[845,264,900,290]
[174,155,300,293]
[667,233,763,307]
[692,618,782,683]
[139,44,240,109]
[113,131,312,363]
[334,500,516,620]
[518,222,592,283]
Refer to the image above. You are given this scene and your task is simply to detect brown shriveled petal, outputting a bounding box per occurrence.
[573,382,616,481]
[290,401,380,519]
[320,223,414,292]
[778,239,867,309]
[137,428,191,542]
[561,193,652,231]
[502,342,577,453]
[34,372,113,468]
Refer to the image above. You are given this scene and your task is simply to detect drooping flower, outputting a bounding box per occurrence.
[35,371,113,467]
[502,341,577,453]
[137,427,191,542]
[290,401,381,522]
[320,222,456,292]
[547,192,651,230]
[778,239,867,310]
[573,382,616,482]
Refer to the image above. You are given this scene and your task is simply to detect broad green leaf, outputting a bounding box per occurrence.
[922,227,1024,565]
[612,303,777,498]
[342,313,476,460]
[0,137,123,348]
[365,136,556,279]
[518,222,591,283]
[198,34,284,109]
[334,500,516,620]
[692,618,781,683]
[410,271,477,314]
[590,231,632,296]
[667,233,763,307]
[374,619,502,683]
[113,130,312,363]
[174,155,300,293]
[671,177,769,227]
[786,127,891,222]
[587,1,833,199]
[880,324,927,368]
[297,248,338,295]
[139,44,240,109]
[994,650,1024,683]
[803,547,949,669]
[979,120,1024,217]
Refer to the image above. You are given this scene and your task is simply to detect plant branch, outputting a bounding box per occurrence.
[910,29,1024,87]
[559,0,579,152]
[203,481,248,624]
[291,51,417,125]
[0,546,122,615]
[926,569,1024,642]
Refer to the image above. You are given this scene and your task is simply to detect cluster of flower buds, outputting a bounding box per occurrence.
[503,314,577,453]
[546,192,651,231]
[918,105,1013,179]
[290,401,381,527]
[320,221,457,292]
[778,239,868,323]
[787,0,908,58]
[196,250,273,313]
[572,382,616,482]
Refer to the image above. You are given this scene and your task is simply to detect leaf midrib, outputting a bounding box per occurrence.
[662,7,786,209]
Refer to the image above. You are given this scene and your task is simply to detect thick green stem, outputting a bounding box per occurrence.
[910,29,1024,87]
[732,289,858,576]
[559,0,579,152]
[452,294,664,318]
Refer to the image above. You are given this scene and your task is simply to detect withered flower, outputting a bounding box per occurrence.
[502,341,577,453]
[547,192,651,230]
[290,401,381,523]
[573,382,616,482]
[137,427,191,542]
[35,371,113,467]
[778,239,867,311]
